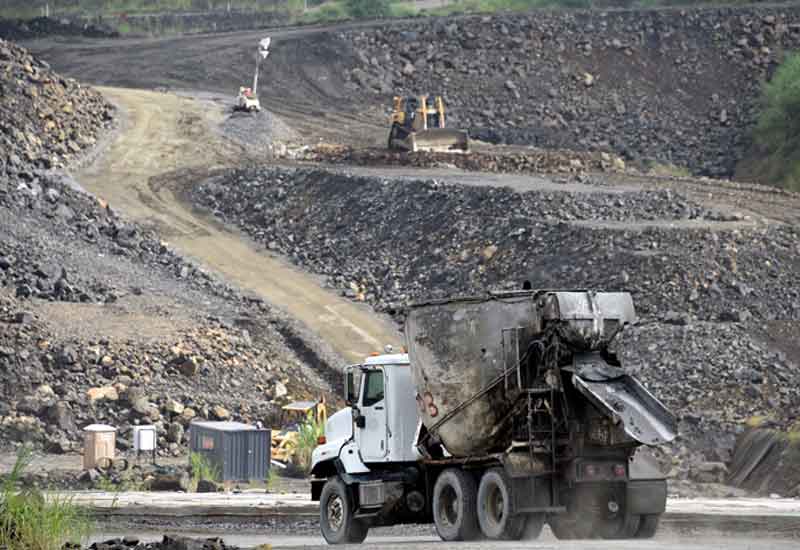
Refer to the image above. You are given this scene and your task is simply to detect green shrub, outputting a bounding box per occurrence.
[753,52,800,191]
[294,410,325,473]
[0,448,92,550]
[344,0,392,18]
[189,452,221,492]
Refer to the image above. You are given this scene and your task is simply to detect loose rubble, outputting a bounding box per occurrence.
[0,39,114,178]
[296,144,627,175]
[338,6,800,177]
[67,535,241,550]
[193,166,800,475]
[0,17,118,41]
[0,42,334,454]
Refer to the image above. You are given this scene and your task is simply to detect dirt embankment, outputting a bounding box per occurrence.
[192,165,800,482]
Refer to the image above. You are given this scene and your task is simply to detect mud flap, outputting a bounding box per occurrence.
[571,355,677,446]
[626,479,667,515]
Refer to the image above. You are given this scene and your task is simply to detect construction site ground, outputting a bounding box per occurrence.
[11,14,800,548]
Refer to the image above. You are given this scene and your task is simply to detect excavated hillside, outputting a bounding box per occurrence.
[193,166,800,485]
[340,6,800,177]
[0,41,332,455]
[22,5,800,182]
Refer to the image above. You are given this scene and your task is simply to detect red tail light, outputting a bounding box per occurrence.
[317,435,327,445]
[613,464,626,478]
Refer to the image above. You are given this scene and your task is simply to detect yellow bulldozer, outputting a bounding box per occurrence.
[388,95,469,153]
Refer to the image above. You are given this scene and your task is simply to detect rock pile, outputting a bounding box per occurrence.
[0,39,114,179]
[68,535,240,550]
[194,167,799,322]
[0,289,310,456]
[0,41,333,454]
[193,166,800,474]
[338,6,800,177]
[0,17,118,41]
[297,144,627,175]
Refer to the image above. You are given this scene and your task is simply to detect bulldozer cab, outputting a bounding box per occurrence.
[279,399,327,429]
[271,398,328,464]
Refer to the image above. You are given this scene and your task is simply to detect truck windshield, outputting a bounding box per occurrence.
[362,370,384,407]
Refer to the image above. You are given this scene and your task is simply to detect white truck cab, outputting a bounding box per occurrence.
[311,353,419,479]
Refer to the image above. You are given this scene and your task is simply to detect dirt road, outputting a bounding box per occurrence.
[77,87,400,365]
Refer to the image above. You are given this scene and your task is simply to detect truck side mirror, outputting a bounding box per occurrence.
[345,371,357,406]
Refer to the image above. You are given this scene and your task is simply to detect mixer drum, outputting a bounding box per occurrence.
[404,291,636,457]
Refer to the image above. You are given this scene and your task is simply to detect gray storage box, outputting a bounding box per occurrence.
[189,421,270,483]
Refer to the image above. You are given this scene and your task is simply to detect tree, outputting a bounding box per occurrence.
[754,52,800,190]
[344,0,391,19]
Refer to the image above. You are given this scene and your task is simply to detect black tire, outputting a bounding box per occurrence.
[548,485,600,540]
[636,514,660,538]
[599,511,640,539]
[477,468,526,540]
[319,477,369,545]
[433,468,480,541]
[524,512,545,540]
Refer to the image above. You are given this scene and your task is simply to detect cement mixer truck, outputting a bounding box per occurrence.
[310,290,677,544]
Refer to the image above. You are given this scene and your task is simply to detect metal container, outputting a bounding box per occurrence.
[189,421,270,483]
[82,424,116,470]
[405,291,637,457]
[133,425,157,452]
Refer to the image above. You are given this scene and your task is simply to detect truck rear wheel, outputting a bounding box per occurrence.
[636,514,660,538]
[320,477,369,545]
[477,468,526,540]
[433,468,480,541]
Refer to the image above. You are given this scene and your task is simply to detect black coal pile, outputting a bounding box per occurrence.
[0,17,118,41]
[338,6,800,177]
[193,166,800,474]
[0,39,114,178]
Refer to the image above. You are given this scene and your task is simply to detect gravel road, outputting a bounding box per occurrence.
[88,531,800,549]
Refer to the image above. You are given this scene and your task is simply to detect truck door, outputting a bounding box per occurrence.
[356,368,388,461]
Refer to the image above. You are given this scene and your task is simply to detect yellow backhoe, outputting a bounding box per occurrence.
[271,398,327,465]
[388,95,469,153]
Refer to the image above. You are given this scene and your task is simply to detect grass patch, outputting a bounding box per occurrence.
[0,448,92,550]
[189,452,221,492]
[294,410,325,474]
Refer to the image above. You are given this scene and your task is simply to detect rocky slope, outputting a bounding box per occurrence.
[339,5,800,177]
[192,166,800,479]
[0,38,113,177]
[0,42,333,455]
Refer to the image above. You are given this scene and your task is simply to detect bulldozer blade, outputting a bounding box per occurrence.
[399,129,469,153]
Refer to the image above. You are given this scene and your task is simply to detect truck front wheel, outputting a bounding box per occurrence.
[433,468,480,541]
[477,468,527,540]
[320,477,369,545]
